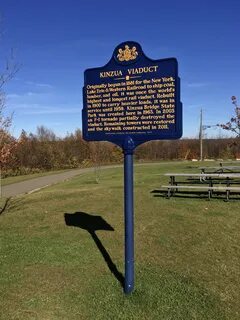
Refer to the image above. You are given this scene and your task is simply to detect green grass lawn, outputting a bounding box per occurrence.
[0,162,239,319]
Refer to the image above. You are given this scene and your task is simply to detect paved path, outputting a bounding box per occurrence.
[1,161,185,198]
[1,165,122,198]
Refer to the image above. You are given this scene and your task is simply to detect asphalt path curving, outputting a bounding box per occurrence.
[1,165,122,198]
[1,161,184,198]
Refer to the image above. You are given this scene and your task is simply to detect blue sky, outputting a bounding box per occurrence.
[1,0,240,138]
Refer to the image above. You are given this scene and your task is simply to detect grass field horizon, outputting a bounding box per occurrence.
[2,159,240,187]
[1,162,239,319]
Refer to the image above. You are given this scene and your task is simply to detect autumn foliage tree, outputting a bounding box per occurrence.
[217,96,240,137]
[0,15,20,169]
[217,96,240,158]
[0,49,20,170]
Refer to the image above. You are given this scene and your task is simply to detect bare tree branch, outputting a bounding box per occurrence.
[217,96,240,138]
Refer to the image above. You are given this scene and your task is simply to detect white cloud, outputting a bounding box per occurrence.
[7,93,22,99]
[21,105,80,115]
[187,82,209,88]
[26,91,37,96]
[186,104,202,109]
[7,91,50,99]
[25,81,53,88]
[6,91,82,116]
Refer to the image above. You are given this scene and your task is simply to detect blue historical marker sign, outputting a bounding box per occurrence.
[82,41,182,295]
[82,41,182,150]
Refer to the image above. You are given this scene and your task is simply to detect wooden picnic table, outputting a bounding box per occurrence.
[162,173,240,200]
[199,166,240,173]
[164,172,240,184]
[219,161,240,166]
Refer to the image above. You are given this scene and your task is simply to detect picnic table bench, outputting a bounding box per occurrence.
[199,166,240,174]
[219,161,240,166]
[161,173,240,200]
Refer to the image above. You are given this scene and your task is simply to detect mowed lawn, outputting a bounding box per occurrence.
[0,162,240,320]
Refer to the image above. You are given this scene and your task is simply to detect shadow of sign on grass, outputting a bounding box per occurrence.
[64,212,124,287]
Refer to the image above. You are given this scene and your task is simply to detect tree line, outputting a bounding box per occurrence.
[1,125,240,178]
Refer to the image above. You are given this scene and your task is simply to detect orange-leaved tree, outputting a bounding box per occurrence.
[0,43,20,170]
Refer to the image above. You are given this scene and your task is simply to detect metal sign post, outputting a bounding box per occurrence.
[82,41,182,294]
[123,137,135,293]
